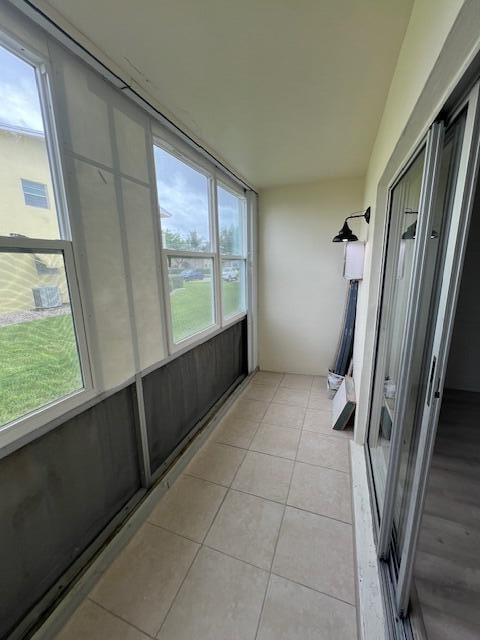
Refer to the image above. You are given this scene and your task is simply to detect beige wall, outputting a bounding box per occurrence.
[353,0,478,441]
[0,129,59,239]
[258,177,364,375]
[0,128,67,312]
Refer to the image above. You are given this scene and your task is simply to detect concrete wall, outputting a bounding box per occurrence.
[258,177,364,374]
[353,0,480,441]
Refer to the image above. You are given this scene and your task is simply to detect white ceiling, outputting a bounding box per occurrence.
[38,0,413,189]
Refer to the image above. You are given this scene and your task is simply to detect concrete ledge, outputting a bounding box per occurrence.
[350,441,386,640]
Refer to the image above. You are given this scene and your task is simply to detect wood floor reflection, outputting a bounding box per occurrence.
[414,389,480,640]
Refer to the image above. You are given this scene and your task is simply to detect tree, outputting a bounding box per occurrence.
[185,230,208,251]
[219,225,239,254]
[164,229,187,250]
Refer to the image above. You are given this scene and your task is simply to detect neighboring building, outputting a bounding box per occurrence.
[0,124,67,313]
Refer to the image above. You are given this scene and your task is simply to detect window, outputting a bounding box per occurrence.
[154,143,248,348]
[21,179,49,208]
[0,250,83,427]
[218,184,247,320]
[154,145,216,345]
[0,42,89,434]
[154,145,211,251]
[167,256,214,343]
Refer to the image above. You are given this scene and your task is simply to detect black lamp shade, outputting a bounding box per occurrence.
[332,220,359,243]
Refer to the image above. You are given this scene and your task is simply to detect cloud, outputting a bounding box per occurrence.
[0,46,44,132]
[0,79,44,131]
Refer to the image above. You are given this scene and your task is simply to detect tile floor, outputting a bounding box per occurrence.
[55,372,358,640]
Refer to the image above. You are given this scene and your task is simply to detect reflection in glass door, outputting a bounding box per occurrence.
[392,113,466,562]
[367,146,427,519]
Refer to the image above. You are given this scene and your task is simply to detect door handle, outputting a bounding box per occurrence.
[427,356,437,407]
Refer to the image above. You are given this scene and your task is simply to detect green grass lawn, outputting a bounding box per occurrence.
[0,280,244,425]
[0,314,82,426]
[171,279,243,342]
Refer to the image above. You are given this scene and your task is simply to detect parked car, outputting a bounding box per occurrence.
[222,265,239,282]
[181,269,204,281]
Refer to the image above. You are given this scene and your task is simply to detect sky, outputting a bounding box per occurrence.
[0,45,44,132]
[154,145,242,244]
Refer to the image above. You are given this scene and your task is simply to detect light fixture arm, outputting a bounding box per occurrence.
[344,207,370,224]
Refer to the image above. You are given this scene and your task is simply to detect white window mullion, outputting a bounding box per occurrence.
[211,175,222,328]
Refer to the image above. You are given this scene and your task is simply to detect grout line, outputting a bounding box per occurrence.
[179,472,353,526]
[87,598,156,639]
[153,543,202,638]
[254,400,300,640]
[203,542,271,573]
[146,520,203,545]
[284,502,353,527]
[269,572,357,608]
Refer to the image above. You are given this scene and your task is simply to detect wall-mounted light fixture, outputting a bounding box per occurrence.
[332,207,370,243]
[401,210,439,240]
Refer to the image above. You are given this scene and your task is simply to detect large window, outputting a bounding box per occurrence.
[154,144,247,348]
[0,42,89,435]
[218,184,247,320]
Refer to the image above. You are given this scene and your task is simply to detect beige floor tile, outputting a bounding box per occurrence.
[311,376,329,393]
[148,475,226,542]
[233,451,293,503]
[303,409,352,439]
[308,391,332,411]
[303,408,332,432]
[185,442,245,486]
[90,524,199,636]
[257,574,357,640]
[205,489,284,570]
[281,373,313,390]
[250,423,300,460]
[288,462,352,523]
[227,397,269,422]
[297,432,350,473]
[272,387,309,407]
[54,600,150,640]
[253,370,284,387]
[214,415,260,449]
[263,402,305,429]
[158,547,268,640]
[272,507,355,604]
[243,383,276,402]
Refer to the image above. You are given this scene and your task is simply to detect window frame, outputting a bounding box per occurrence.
[217,179,248,322]
[0,35,93,450]
[153,137,248,354]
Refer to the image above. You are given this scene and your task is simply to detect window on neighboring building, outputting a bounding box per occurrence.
[0,42,90,434]
[21,179,49,208]
[154,143,248,348]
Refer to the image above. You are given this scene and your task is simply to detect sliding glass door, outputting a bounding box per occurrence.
[367,144,428,520]
[367,82,480,634]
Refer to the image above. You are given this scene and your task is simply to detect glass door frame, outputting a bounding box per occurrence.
[376,121,444,559]
[395,81,480,616]
[366,123,444,540]
[366,80,480,633]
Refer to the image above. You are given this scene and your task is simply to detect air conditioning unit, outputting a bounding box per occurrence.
[32,286,62,309]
